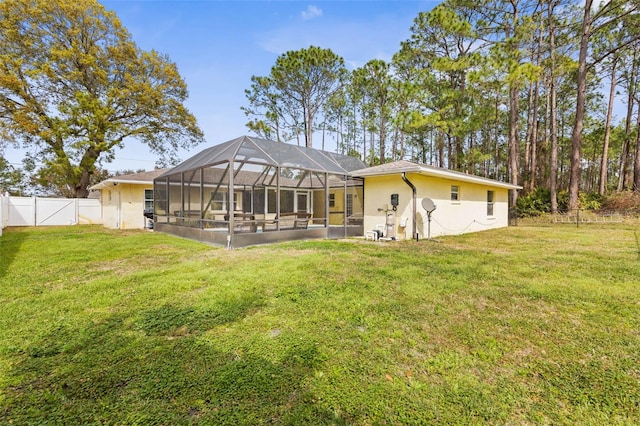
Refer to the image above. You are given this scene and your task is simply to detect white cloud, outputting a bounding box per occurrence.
[301,5,322,20]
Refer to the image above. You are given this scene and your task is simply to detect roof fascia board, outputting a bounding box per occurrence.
[356,165,521,189]
[413,166,522,189]
[89,178,155,190]
[353,165,421,177]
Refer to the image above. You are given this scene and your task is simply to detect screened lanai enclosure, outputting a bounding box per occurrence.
[153,136,366,247]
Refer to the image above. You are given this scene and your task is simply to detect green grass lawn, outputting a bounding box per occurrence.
[1,225,639,425]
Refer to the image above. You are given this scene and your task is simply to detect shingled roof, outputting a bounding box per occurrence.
[89,168,170,190]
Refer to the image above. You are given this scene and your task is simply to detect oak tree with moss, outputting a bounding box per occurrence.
[0,0,203,197]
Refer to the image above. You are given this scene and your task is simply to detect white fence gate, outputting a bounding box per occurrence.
[2,196,102,228]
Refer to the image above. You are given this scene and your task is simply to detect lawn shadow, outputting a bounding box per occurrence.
[135,294,264,336]
[2,302,336,424]
[0,227,28,279]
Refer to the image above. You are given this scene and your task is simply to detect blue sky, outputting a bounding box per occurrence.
[6,0,440,172]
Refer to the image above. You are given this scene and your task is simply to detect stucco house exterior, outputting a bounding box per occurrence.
[90,168,169,230]
[90,138,520,243]
[353,160,521,241]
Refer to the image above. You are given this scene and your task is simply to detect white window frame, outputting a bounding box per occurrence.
[487,190,495,216]
[451,185,460,203]
[144,189,154,210]
[266,188,311,214]
[210,191,238,212]
[346,193,354,218]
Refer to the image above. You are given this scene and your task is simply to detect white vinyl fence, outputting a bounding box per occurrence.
[1,196,102,229]
[0,195,8,236]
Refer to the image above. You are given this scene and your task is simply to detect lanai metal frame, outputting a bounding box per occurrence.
[153,136,365,247]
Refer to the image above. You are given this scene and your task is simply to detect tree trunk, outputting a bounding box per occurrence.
[549,0,559,214]
[75,170,91,198]
[379,113,386,164]
[305,103,313,148]
[524,82,535,191]
[568,0,592,211]
[617,45,638,191]
[508,83,519,207]
[528,12,544,192]
[599,56,617,195]
[494,92,501,181]
[633,105,640,191]
[437,131,445,169]
[391,127,398,160]
[529,79,540,192]
[362,111,367,164]
[447,133,454,169]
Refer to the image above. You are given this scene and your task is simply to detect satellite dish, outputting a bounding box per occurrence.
[421,198,437,241]
[421,197,436,213]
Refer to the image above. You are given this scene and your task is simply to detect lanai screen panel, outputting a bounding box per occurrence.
[154,178,168,223]
[202,163,232,230]
[153,136,366,246]
[183,169,202,228]
[167,173,182,224]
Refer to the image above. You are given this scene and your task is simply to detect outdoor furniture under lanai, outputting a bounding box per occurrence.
[224,213,257,233]
[260,212,311,232]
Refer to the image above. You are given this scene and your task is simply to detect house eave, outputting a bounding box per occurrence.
[353,163,522,190]
[89,178,154,191]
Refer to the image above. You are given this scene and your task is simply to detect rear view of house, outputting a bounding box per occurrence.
[90,137,520,245]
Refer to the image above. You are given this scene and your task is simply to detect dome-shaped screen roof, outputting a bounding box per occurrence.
[159,136,366,178]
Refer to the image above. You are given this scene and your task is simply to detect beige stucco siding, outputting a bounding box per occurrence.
[100,183,151,229]
[362,173,511,239]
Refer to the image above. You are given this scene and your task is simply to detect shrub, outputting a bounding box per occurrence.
[516,188,551,217]
[602,191,640,213]
[578,192,603,210]
[516,189,601,217]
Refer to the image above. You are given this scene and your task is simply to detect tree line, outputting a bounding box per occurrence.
[243,0,640,211]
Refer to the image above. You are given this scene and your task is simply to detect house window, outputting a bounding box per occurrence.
[346,193,354,218]
[266,189,308,214]
[280,189,294,213]
[297,192,309,213]
[329,193,335,208]
[451,185,460,202]
[253,189,265,214]
[144,189,154,210]
[210,191,238,211]
[267,189,277,214]
[211,191,225,211]
[487,190,495,216]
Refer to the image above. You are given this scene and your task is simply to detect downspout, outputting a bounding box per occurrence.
[401,172,418,241]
